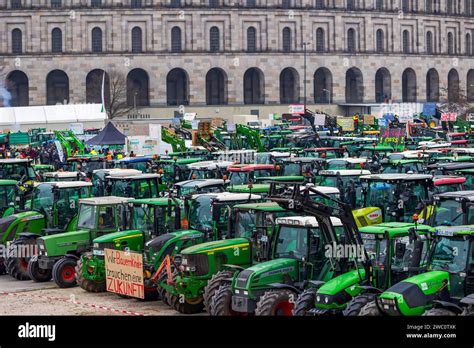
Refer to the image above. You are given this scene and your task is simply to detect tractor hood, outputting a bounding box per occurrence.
[182,237,249,255]
[0,211,43,231]
[93,229,142,244]
[317,268,367,296]
[233,258,298,291]
[40,229,90,257]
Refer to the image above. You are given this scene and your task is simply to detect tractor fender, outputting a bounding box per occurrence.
[268,283,302,295]
[16,232,40,240]
[358,285,383,294]
[64,254,80,261]
[431,300,463,314]
[307,280,325,289]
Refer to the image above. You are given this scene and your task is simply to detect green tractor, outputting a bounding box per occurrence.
[0,179,20,218]
[375,225,474,316]
[28,196,134,288]
[3,181,92,279]
[172,179,228,198]
[292,222,434,316]
[422,191,474,227]
[107,173,162,199]
[42,171,85,182]
[90,168,141,196]
[186,160,234,180]
[155,157,203,189]
[159,201,293,314]
[77,197,183,299]
[381,159,425,174]
[210,183,367,316]
[0,159,39,196]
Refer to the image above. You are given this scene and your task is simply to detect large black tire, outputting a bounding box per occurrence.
[171,294,204,314]
[0,257,6,275]
[343,293,377,316]
[203,270,233,313]
[358,300,382,316]
[157,265,177,307]
[423,308,457,316]
[52,258,77,288]
[209,283,243,316]
[27,258,52,282]
[142,279,159,301]
[6,237,38,281]
[255,289,296,316]
[76,255,106,293]
[293,287,317,316]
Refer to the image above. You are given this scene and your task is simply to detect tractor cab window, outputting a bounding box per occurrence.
[56,187,89,228]
[364,181,396,213]
[275,225,308,260]
[188,195,213,232]
[80,161,103,174]
[98,206,116,230]
[32,184,54,213]
[432,237,469,273]
[0,163,35,181]
[229,172,249,185]
[392,235,429,270]
[433,200,465,226]
[189,169,217,180]
[116,204,131,231]
[234,210,256,239]
[133,205,154,236]
[77,204,97,230]
[215,203,231,237]
[283,163,301,176]
[0,185,15,209]
[361,234,388,266]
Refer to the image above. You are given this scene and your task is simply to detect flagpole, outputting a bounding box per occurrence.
[101,70,105,115]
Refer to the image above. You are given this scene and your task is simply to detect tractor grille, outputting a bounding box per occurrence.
[187,254,209,276]
[236,269,254,289]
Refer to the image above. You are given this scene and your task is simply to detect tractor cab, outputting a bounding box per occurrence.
[433,176,466,194]
[303,147,344,159]
[107,173,161,199]
[358,145,394,160]
[42,171,85,182]
[91,168,141,196]
[427,161,474,176]
[360,174,432,222]
[32,164,55,177]
[454,168,474,190]
[326,157,368,170]
[227,164,277,186]
[187,160,234,180]
[277,157,324,178]
[317,169,371,207]
[381,159,424,174]
[155,157,202,186]
[0,159,38,195]
[0,180,18,217]
[66,155,109,178]
[172,179,227,198]
[255,151,292,165]
[114,156,154,173]
[427,191,474,227]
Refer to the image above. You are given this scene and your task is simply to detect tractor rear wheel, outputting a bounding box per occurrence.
[358,300,382,316]
[203,270,233,313]
[6,236,38,281]
[210,283,242,316]
[293,287,317,316]
[423,308,456,316]
[52,258,77,288]
[255,289,296,316]
[76,256,106,293]
[27,258,52,282]
[343,293,377,316]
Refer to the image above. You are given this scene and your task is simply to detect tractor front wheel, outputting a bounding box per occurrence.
[293,287,317,316]
[6,236,38,280]
[343,293,377,316]
[210,283,242,316]
[203,270,233,312]
[423,308,457,316]
[255,289,296,316]
[27,258,52,282]
[52,258,77,288]
[358,300,382,316]
[76,256,106,293]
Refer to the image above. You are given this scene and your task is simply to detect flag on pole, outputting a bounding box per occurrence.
[100,71,105,113]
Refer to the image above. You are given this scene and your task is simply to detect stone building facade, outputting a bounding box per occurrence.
[1,0,474,119]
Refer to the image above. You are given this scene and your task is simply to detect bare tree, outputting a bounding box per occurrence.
[86,69,135,119]
[438,86,472,116]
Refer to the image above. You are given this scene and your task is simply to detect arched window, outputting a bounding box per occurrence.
[91,27,103,53]
[167,68,189,106]
[280,68,299,103]
[376,29,384,53]
[210,26,220,52]
[375,68,391,102]
[127,68,150,107]
[86,69,110,104]
[426,69,440,102]
[402,68,417,102]
[11,29,22,54]
[6,71,29,106]
[282,27,292,52]
[131,27,142,53]
[206,68,227,105]
[171,27,182,52]
[51,0,61,7]
[402,30,410,53]
[448,32,455,54]
[51,28,62,53]
[244,68,265,104]
[46,70,69,105]
[466,0,471,14]
[467,70,474,102]
[347,28,356,52]
[448,69,460,102]
[375,0,383,10]
[316,28,325,52]
[247,27,257,52]
[426,31,433,54]
[314,68,332,103]
[345,67,364,102]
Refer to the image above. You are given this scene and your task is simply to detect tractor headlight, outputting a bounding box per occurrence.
[243,291,248,295]
[235,289,240,294]
[316,295,321,303]
[39,244,45,250]
[324,296,329,304]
